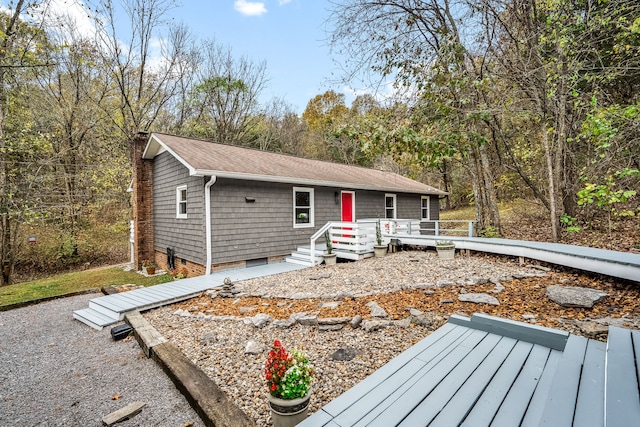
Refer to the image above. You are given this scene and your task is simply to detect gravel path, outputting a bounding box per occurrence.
[0,293,203,427]
[144,251,555,426]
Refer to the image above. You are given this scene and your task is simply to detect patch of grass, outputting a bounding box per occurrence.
[440,199,547,222]
[440,205,475,221]
[0,268,173,308]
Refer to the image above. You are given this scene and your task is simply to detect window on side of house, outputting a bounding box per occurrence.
[176,185,187,219]
[385,194,396,219]
[421,196,431,220]
[293,187,314,228]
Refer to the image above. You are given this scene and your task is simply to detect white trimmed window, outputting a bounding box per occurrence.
[421,196,431,220]
[176,185,187,219]
[385,194,396,219]
[293,187,314,228]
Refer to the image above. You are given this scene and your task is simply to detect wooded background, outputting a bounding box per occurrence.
[1,0,638,285]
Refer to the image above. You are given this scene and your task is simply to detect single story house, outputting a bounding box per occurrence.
[131,132,446,276]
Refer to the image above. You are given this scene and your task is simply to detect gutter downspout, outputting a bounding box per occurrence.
[204,176,217,275]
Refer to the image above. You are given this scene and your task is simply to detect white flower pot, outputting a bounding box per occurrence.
[323,253,337,265]
[374,245,387,258]
[436,245,456,260]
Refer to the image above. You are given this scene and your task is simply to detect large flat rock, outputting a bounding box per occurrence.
[546,285,609,308]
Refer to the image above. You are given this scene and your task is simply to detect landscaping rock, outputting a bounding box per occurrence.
[401,283,434,291]
[310,273,331,280]
[411,315,433,328]
[350,315,363,329]
[396,318,412,328]
[296,316,319,326]
[575,321,609,339]
[272,319,296,329]
[546,285,609,308]
[458,293,500,305]
[320,301,342,309]
[218,277,241,298]
[528,264,551,272]
[244,313,272,328]
[366,301,388,318]
[244,340,264,354]
[319,324,344,332]
[318,317,351,326]
[238,306,255,314]
[361,320,390,332]
[409,308,424,317]
[467,277,489,285]
[436,280,456,287]
[492,282,506,293]
[201,333,217,344]
[328,347,362,361]
[173,309,190,317]
[424,290,435,295]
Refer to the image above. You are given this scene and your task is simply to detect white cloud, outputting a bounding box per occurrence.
[42,0,97,39]
[234,0,267,16]
[278,0,293,5]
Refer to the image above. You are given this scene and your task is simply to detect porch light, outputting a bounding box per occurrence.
[335,192,339,204]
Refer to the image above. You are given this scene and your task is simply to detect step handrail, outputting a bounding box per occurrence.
[310,222,334,265]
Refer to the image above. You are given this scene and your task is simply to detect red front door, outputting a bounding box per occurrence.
[341,192,353,222]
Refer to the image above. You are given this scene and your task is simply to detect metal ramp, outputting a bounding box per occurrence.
[392,234,640,283]
[73,262,307,330]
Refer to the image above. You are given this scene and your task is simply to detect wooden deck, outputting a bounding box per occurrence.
[300,314,640,427]
[73,262,306,330]
[392,234,640,283]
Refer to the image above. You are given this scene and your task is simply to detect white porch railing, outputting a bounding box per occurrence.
[308,219,475,265]
[309,221,379,265]
[421,220,476,237]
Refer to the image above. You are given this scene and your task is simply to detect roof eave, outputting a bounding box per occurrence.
[143,134,198,175]
[192,169,445,195]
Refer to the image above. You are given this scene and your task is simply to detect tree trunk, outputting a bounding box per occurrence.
[542,122,559,242]
[0,0,26,286]
[479,143,502,235]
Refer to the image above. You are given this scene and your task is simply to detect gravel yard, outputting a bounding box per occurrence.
[0,293,202,427]
[145,250,640,426]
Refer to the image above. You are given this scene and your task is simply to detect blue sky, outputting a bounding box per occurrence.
[2,0,358,114]
[169,1,344,113]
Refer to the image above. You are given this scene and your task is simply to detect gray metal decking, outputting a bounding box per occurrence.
[300,314,640,427]
[73,262,306,330]
[393,234,640,282]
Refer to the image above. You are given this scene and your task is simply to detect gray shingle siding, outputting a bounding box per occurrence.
[153,152,205,264]
[209,180,344,264]
[151,156,440,266]
[208,183,439,265]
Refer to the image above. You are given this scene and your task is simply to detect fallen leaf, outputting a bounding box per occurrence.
[111,394,122,401]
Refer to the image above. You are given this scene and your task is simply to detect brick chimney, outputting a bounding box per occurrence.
[132,131,154,270]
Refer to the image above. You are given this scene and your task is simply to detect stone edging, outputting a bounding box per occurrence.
[124,311,255,427]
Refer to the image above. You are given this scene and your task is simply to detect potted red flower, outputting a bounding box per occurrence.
[264,340,314,427]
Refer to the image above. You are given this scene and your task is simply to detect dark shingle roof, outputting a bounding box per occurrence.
[143,133,446,195]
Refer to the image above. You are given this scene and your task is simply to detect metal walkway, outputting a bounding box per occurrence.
[73,262,306,330]
[394,234,640,283]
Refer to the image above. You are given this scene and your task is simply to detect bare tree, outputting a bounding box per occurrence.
[93,0,185,142]
[183,40,268,146]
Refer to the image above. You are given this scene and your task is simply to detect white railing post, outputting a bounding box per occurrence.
[468,221,474,237]
[310,236,315,265]
[435,221,440,236]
